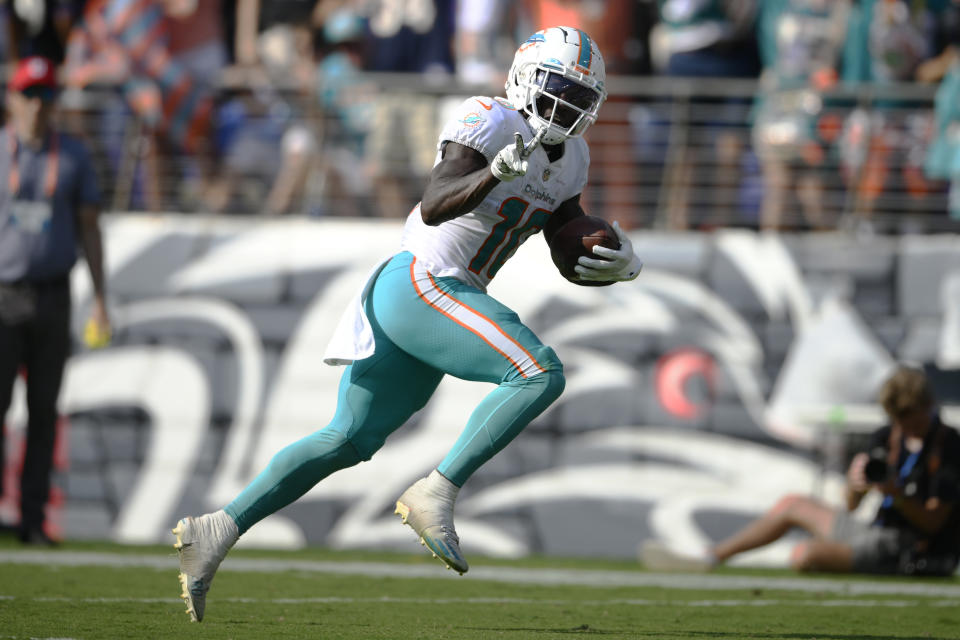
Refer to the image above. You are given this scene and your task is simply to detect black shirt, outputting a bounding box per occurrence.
[868,416,960,554]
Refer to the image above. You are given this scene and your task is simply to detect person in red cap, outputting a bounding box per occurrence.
[0,56,110,545]
[9,56,59,95]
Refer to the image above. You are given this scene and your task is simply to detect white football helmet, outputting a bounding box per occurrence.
[505,26,608,145]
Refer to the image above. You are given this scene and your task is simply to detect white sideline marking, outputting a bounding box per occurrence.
[3,550,960,597]
[0,637,78,640]
[2,595,960,608]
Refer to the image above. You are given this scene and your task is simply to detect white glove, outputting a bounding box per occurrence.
[574,221,643,282]
[490,129,545,182]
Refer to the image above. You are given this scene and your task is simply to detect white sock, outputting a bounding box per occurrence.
[211,509,240,547]
[425,469,460,504]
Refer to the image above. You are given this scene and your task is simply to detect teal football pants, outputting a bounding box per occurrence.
[226,252,565,534]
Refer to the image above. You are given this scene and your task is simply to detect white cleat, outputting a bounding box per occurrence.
[639,540,715,573]
[395,472,468,575]
[172,510,238,622]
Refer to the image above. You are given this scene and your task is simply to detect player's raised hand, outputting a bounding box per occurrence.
[520,127,546,159]
[574,221,643,282]
[490,129,545,182]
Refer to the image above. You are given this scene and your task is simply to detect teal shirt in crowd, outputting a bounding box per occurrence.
[842,0,942,86]
[657,0,732,51]
[751,0,848,158]
[757,0,846,89]
[925,60,960,180]
[658,0,727,27]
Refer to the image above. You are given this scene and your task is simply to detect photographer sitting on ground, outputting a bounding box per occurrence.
[643,365,960,576]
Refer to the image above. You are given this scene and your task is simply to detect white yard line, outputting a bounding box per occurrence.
[3,550,960,597]
[2,595,960,608]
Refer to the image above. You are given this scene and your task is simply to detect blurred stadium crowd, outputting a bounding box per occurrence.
[5,0,960,232]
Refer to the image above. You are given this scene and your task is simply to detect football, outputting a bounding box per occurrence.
[549,215,620,286]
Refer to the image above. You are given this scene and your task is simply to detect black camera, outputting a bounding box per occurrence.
[864,447,890,483]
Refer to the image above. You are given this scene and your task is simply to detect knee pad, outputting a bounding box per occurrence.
[284,427,372,469]
[524,344,563,375]
[533,367,566,405]
[343,428,388,462]
[503,344,564,381]
[505,344,565,397]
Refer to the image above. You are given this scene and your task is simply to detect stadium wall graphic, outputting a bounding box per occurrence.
[3,217,959,566]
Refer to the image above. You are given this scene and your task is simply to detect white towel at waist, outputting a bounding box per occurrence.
[322,256,392,366]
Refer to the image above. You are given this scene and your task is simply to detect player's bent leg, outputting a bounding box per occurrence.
[176,339,442,620]
[369,257,567,572]
[172,509,239,622]
[438,348,564,486]
[372,255,567,484]
[224,341,444,534]
[224,426,365,534]
[333,335,445,460]
[395,359,564,575]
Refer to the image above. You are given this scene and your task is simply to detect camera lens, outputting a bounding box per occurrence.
[863,448,889,483]
[864,458,888,482]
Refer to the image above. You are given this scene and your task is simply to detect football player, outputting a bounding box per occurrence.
[172,26,642,622]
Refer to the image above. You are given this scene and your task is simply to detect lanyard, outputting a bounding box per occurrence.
[7,127,59,199]
[879,449,922,513]
[899,450,922,480]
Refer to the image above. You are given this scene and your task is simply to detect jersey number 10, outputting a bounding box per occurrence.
[469,197,551,279]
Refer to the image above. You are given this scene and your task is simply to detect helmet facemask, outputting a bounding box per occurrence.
[529,69,603,144]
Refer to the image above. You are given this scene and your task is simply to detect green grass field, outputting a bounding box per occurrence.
[3,538,960,639]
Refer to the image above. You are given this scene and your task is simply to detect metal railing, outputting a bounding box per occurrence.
[50,72,960,233]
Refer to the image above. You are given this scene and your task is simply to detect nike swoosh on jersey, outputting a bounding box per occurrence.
[475,99,494,110]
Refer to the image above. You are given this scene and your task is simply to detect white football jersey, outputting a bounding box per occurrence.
[400,96,590,292]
